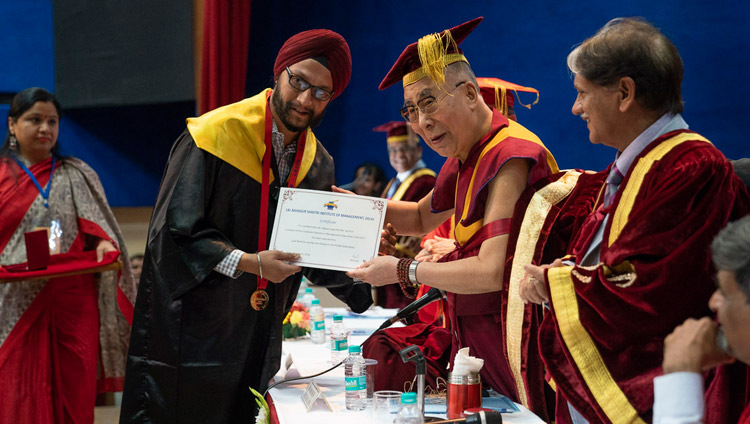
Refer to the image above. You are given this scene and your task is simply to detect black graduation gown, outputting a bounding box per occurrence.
[120,130,372,423]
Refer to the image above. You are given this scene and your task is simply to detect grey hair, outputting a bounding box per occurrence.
[446,61,479,92]
[567,17,683,115]
[712,215,750,301]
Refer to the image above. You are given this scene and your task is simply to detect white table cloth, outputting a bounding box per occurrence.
[268,307,543,424]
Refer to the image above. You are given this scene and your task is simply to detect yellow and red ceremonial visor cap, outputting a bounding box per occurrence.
[373,121,409,143]
[379,17,483,90]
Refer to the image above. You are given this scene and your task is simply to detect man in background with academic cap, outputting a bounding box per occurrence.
[372,120,436,308]
[520,18,749,423]
[347,17,559,413]
[120,29,371,423]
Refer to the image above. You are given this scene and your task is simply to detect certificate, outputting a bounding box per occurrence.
[269,188,387,271]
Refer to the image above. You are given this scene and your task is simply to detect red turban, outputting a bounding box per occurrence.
[273,29,352,100]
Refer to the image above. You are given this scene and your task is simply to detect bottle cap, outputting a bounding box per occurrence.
[348,345,361,353]
[333,314,343,322]
[311,299,320,305]
[400,392,417,404]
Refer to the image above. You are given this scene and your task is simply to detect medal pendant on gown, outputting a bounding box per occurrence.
[250,289,270,311]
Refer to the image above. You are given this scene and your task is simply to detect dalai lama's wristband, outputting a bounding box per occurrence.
[408,260,420,285]
[397,258,418,299]
[256,252,263,279]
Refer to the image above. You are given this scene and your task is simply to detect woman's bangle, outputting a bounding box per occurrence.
[256,252,263,279]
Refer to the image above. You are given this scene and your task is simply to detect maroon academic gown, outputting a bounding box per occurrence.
[432,110,556,401]
[538,130,750,423]
[499,169,605,420]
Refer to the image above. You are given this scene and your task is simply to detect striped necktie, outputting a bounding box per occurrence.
[603,164,625,207]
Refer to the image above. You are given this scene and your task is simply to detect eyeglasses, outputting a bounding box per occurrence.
[388,144,417,155]
[400,81,467,123]
[285,67,335,101]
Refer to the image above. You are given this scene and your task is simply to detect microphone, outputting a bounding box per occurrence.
[427,411,502,424]
[377,287,446,331]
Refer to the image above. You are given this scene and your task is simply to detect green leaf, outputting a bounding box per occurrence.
[249,387,270,424]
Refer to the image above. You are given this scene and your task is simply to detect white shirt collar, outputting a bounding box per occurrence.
[615,113,688,176]
[395,159,426,182]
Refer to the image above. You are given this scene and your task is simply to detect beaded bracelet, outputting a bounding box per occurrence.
[397,258,419,299]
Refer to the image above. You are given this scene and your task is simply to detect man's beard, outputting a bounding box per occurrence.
[271,89,326,133]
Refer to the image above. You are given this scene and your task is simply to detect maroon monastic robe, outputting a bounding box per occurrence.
[431,110,557,403]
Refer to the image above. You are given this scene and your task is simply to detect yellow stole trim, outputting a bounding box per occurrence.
[186,88,318,186]
[402,53,468,87]
[454,120,557,245]
[607,133,710,247]
[391,168,437,201]
[548,266,646,424]
[387,135,409,144]
[505,170,581,408]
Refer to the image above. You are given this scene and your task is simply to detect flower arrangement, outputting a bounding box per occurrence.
[250,387,270,424]
[282,302,310,339]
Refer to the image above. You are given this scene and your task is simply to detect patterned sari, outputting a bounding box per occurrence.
[0,155,136,423]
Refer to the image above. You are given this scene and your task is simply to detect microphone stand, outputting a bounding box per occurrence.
[400,345,426,416]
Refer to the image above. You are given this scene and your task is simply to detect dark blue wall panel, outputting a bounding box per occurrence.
[58,102,196,206]
[2,1,749,206]
[0,1,55,93]
[248,0,750,186]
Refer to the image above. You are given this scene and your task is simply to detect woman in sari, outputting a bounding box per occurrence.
[0,87,136,423]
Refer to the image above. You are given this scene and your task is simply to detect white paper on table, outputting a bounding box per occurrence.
[269,188,387,271]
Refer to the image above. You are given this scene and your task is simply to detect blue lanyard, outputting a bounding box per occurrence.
[13,155,57,208]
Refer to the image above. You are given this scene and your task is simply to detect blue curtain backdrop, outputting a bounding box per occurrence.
[2,0,749,206]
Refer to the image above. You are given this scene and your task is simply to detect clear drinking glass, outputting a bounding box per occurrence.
[373,390,401,422]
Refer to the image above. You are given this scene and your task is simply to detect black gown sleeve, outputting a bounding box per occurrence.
[150,131,235,299]
[303,267,372,313]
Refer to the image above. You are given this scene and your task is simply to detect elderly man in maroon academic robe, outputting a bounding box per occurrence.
[521,17,750,423]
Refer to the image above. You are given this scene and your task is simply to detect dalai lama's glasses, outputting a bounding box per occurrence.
[285,67,335,101]
[400,81,467,123]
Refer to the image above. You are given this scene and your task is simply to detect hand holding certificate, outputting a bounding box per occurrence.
[269,188,387,271]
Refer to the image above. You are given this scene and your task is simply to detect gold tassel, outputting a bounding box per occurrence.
[493,86,509,117]
[417,29,458,86]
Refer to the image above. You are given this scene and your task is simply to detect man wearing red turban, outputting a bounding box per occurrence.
[120,29,370,423]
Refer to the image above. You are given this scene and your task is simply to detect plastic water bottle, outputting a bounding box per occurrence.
[300,287,316,309]
[395,392,423,423]
[296,276,311,302]
[329,314,349,363]
[344,345,367,410]
[310,299,326,344]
